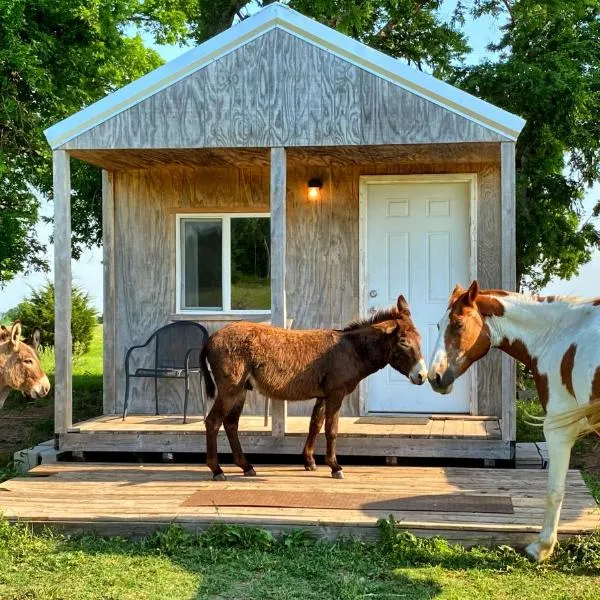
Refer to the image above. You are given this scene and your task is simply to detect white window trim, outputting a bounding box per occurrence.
[175,212,272,315]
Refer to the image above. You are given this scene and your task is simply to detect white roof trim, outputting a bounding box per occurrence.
[45,2,525,149]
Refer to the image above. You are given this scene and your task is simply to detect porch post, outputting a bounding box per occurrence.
[270,147,287,437]
[53,150,73,436]
[501,141,517,444]
[102,170,116,414]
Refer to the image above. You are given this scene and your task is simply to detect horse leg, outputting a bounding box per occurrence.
[205,394,228,481]
[223,392,255,476]
[302,399,326,471]
[525,422,576,562]
[324,394,345,479]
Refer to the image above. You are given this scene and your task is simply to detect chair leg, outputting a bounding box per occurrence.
[183,375,190,424]
[122,376,130,421]
[264,397,269,427]
[154,376,159,416]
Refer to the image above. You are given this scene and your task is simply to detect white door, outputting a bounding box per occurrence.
[364,178,472,413]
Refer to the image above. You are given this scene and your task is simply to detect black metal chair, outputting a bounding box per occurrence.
[121,321,209,424]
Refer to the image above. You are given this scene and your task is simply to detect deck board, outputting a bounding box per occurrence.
[1,463,597,546]
[76,414,501,439]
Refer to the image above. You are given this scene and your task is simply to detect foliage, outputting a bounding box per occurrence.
[6,282,97,355]
[516,398,545,442]
[284,0,469,78]
[454,0,600,289]
[0,0,182,284]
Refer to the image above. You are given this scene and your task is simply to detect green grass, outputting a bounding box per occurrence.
[0,520,599,600]
[231,277,270,310]
[516,398,546,443]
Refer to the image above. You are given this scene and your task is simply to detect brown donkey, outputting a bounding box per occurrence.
[200,295,427,480]
[0,322,50,408]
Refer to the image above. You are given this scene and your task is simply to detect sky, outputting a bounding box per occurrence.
[1,2,598,314]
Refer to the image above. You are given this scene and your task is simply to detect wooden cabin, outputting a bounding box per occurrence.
[46,3,525,462]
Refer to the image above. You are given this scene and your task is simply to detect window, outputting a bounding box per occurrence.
[177,214,271,313]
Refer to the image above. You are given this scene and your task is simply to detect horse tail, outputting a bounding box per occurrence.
[544,401,600,441]
[200,345,216,399]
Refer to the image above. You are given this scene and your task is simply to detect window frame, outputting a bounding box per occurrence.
[175,212,272,315]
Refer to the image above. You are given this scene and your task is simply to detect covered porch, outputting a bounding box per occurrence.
[51,141,516,461]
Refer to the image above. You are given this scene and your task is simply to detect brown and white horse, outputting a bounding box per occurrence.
[428,280,600,562]
[0,322,50,408]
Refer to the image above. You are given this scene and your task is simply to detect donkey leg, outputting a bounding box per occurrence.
[525,425,575,562]
[324,395,345,479]
[205,397,228,481]
[302,399,326,471]
[223,393,255,476]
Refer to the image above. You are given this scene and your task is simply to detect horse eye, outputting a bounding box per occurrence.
[23,359,33,365]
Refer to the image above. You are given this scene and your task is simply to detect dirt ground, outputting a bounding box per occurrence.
[0,397,54,458]
[572,437,600,475]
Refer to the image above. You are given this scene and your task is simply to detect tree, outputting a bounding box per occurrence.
[453,0,600,289]
[6,282,98,355]
[0,0,190,284]
[186,1,469,78]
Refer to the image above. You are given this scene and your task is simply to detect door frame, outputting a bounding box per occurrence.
[358,174,478,416]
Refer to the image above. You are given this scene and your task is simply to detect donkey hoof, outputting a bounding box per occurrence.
[244,467,257,477]
[213,472,227,482]
[304,463,318,472]
[331,470,344,480]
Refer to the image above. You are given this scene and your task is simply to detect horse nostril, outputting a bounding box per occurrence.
[435,373,443,387]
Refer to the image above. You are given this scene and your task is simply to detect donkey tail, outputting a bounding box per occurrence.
[544,401,600,441]
[200,345,216,399]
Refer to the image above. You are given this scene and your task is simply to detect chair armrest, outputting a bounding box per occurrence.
[184,347,204,374]
[124,340,154,377]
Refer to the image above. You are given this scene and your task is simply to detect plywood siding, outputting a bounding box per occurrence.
[111,149,502,418]
[65,29,506,151]
[113,167,270,416]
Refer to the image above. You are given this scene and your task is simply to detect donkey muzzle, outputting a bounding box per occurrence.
[31,376,51,399]
[409,360,428,385]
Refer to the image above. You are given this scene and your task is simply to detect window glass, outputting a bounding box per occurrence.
[182,219,222,309]
[231,217,271,310]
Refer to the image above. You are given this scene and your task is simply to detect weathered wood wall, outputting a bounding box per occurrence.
[110,145,503,418]
[64,29,507,152]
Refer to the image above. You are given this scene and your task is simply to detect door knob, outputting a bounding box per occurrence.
[369,290,378,298]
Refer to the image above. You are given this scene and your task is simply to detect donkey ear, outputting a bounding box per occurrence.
[397,295,410,315]
[449,284,465,305]
[31,328,41,351]
[464,280,480,307]
[10,321,21,349]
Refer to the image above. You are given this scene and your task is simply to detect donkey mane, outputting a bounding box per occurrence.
[343,307,404,332]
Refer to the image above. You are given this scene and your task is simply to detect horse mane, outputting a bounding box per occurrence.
[343,307,404,332]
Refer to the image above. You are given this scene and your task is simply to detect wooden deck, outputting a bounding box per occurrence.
[1,463,597,547]
[59,414,510,459]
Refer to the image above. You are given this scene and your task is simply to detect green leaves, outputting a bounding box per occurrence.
[455,0,600,289]
[0,0,168,284]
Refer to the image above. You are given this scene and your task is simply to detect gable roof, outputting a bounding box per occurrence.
[44,2,525,149]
